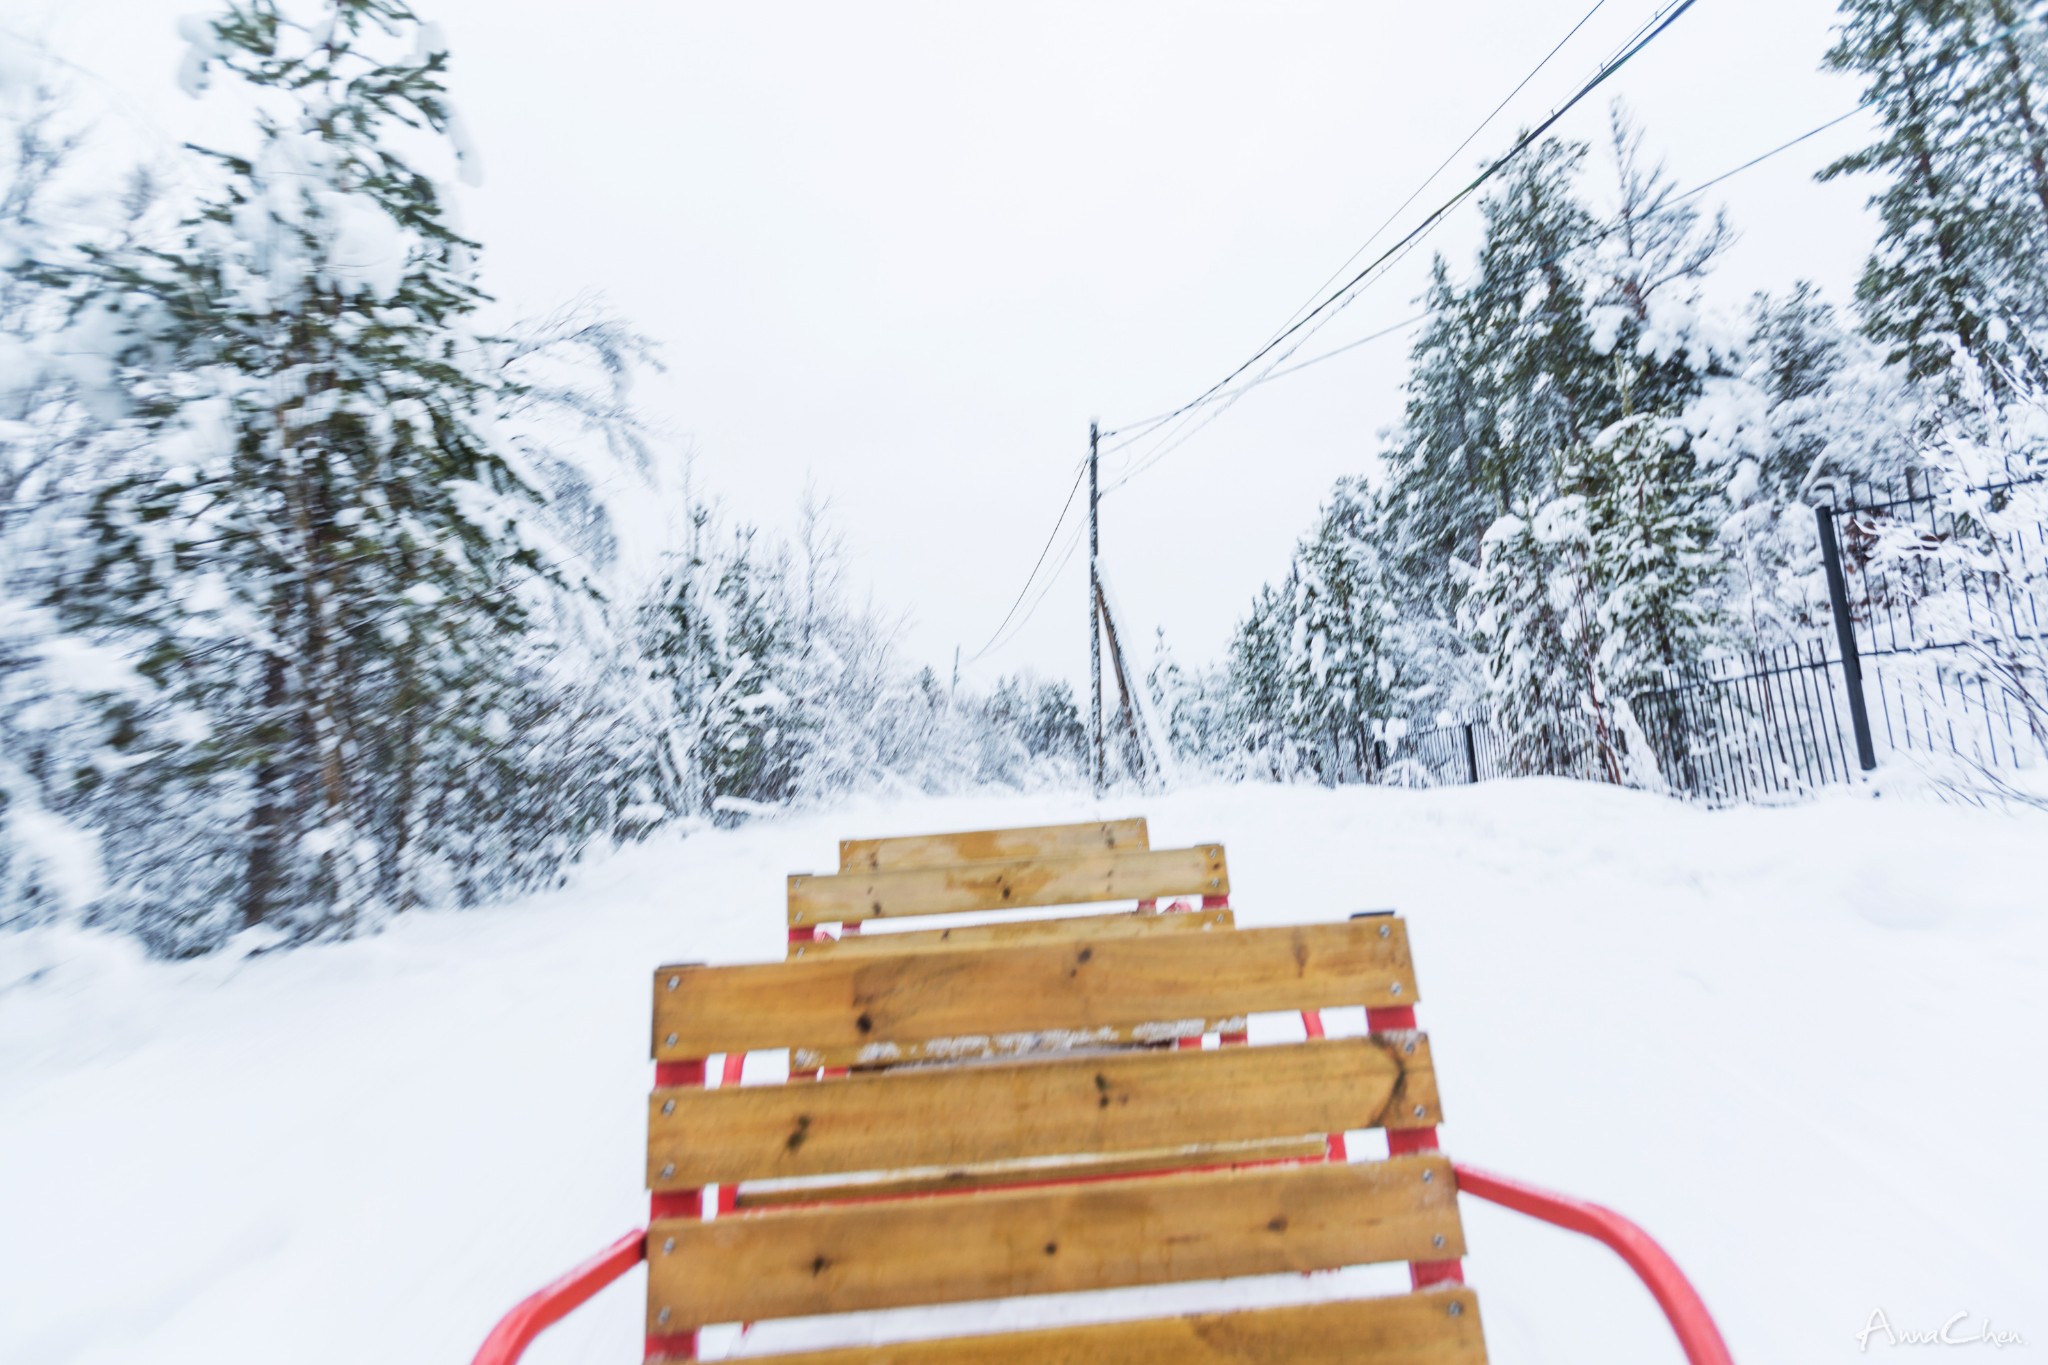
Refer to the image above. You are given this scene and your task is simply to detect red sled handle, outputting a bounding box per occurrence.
[473,1172,1734,1365]
[1452,1163,1735,1365]
[471,1228,645,1365]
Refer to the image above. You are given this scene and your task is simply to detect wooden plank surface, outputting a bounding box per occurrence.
[646,1154,1462,1330]
[653,918,1417,1062]
[649,1036,1413,1189]
[789,908,1234,961]
[837,819,1150,872]
[732,1288,1486,1364]
[788,846,1228,927]
[729,1136,1332,1208]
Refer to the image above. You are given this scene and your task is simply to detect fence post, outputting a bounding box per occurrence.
[1462,723,1479,784]
[1815,503,1879,772]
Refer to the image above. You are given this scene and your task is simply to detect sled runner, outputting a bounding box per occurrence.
[472,828,1735,1365]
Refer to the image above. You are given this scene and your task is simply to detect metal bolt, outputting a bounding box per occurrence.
[656,1307,671,1326]
[666,975,680,991]
[661,1098,675,1115]
[662,1236,675,1254]
[1448,1300,1464,1318]
[660,1163,675,1179]
[1378,923,1390,938]
[1433,1233,1446,1248]
[1388,982,1403,996]
[1414,1104,1427,1118]
[664,1032,678,1048]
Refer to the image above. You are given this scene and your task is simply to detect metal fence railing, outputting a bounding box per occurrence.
[1368,473,2046,804]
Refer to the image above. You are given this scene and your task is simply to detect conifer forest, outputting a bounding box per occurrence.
[4,0,2046,955]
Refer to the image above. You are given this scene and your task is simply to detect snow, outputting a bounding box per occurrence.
[2,779,2043,1364]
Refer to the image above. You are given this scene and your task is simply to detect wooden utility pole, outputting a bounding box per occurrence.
[1088,422,1104,795]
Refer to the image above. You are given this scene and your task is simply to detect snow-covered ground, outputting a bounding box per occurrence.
[2,779,2043,1364]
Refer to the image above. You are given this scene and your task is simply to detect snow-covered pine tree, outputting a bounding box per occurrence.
[1581,416,1721,698]
[1460,135,1610,513]
[704,527,807,813]
[1280,481,1399,781]
[1146,628,1235,771]
[1462,499,1619,782]
[1589,103,1734,409]
[1379,257,1488,594]
[1224,578,1297,777]
[46,0,548,946]
[1822,0,2047,385]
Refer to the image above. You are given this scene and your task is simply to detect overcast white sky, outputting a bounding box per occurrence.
[19,0,1879,694]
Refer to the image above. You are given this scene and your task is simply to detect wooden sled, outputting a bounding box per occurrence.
[473,822,1734,1365]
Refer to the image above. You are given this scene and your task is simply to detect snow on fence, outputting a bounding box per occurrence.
[1375,476,2048,805]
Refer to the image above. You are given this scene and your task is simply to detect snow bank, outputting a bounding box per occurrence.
[1,779,2041,1363]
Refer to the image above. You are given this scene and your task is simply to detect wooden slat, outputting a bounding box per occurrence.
[789,908,1234,960]
[837,819,1150,872]
[653,918,1416,1062]
[736,1287,1486,1364]
[788,845,1227,927]
[649,1036,1417,1190]
[731,1136,1332,1208]
[646,1154,1462,1331]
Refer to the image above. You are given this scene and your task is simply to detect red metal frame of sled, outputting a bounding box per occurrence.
[471,1166,1734,1365]
[470,1228,645,1365]
[1451,1162,1736,1365]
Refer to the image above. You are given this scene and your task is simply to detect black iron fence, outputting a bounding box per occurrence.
[1374,473,2047,804]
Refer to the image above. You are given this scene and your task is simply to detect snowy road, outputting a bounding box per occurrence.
[3,779,2043,1363]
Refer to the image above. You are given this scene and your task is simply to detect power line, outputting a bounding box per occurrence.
[1098,0,1702,458]
[1100,99,1867,495]
[977,519,1086,662]
[1220,0,1612,399]
[963,457,1088,663]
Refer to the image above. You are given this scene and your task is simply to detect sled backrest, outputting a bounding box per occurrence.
[643,915,1479,1363]
[788,820,1228,970]
[836,817,1150,871]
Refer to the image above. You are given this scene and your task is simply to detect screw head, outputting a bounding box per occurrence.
[660,1162,675,1179]
[662,1236,675,1254]
[1403,1040,1416,1054]
[1422,1168,1433,1182]
[1449,1300,1464,1318]
[1433,1233,1446,1248]
[661,1098,675,1115]
[666,975,680,991]
[656,1307,671,1326]
[1378,923,1390,938]
[1388,982,1403,996]
[1208,878,1220,888]
[1413,1104,1427,1117]
[793,946,805,958]
[664,1032,678,1048]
